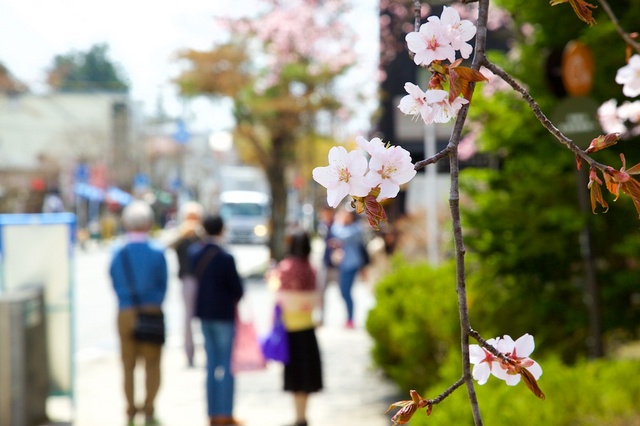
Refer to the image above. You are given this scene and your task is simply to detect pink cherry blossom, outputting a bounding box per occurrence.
[405,20,456,66]
[598,99,627,135]
[439,6,477,59]
[469,338,502,385]
[427,89,469,123]
[356,136,385,156]
[493,334,543,386]
[365,145,417,201]
[469,334,542,386]
[312,146,370,207]
[398,83,434,123]
[616,54,640,98]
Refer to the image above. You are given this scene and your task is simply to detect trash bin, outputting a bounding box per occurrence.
[0,287,49,426]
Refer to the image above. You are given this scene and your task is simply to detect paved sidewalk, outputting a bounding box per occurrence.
[48,282,400,426]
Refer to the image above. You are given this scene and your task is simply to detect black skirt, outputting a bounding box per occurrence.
[284,328,323,393]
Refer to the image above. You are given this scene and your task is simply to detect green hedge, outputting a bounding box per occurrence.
[409,354,640,426]
[366,256,462,391]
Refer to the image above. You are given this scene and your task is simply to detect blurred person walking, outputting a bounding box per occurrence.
[190,215,245,426]
[316,205,337,325]
[329,208,366,328]
[109,200,168,426]
[269,231,323,426]
[168,201,204,367]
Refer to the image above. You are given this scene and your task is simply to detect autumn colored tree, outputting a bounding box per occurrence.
[0,63,28,95]
[174,0,358,260]
[47,43,128,92]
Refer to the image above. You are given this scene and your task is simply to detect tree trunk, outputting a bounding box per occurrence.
[266,136,289,261]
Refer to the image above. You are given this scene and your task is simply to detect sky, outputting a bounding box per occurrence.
[0,0,379,134]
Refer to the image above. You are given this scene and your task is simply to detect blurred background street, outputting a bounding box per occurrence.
[46,238,399,426]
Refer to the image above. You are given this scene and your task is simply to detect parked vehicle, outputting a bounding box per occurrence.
[219,190,270,244]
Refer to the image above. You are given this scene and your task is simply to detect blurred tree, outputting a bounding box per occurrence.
[461,0,640,361]
[174,0,360,259]
[46,43,128,92]
[0,62,28,95]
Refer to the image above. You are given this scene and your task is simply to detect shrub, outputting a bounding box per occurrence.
[410,354,640,426]
[365,256,461,391]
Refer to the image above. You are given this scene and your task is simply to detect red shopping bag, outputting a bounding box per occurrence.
[232,304,267,374]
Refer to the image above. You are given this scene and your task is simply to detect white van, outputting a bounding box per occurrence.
[219,190,270,244]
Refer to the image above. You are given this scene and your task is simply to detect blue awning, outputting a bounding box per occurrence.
[74,183,105,202]
[106,186,134,206]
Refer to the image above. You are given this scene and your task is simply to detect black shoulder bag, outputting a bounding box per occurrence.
[122,247,165,345]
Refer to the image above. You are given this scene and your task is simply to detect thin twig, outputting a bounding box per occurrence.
[468,328,516,366]
[427,377,466,405]
[481,58,608,171]
[597,0,640,54]
[414,147,451,170]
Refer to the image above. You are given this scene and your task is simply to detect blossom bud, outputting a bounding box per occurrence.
[586,133,620,154]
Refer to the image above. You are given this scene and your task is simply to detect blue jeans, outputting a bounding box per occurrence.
[339,267,358,321]
[201,320,235,417]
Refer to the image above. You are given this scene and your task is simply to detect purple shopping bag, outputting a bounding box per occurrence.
[260,304,289,364]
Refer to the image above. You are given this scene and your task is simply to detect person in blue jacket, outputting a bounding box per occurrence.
[329,208,366,329]
[109,200,168,426]
[190,215,244,426]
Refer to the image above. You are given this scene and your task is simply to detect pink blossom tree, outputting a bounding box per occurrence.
[175,0,360,259]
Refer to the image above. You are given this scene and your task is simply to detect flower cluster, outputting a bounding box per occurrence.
[398,7,485,126]
[469,334,545,399]
[312,137,416,228]
[405,6,477,67]
[312,136,417,207]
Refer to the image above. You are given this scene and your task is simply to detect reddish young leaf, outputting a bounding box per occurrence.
[520,367,546,400]
[549,0,597,26]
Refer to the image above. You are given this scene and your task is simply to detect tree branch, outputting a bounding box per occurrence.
[481,58,609,172]
[597,0,640,54]
[428,377,466,405]
[414,147,451,170]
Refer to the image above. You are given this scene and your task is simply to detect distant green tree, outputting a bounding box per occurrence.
[461,0,640,362]
[47,43,128,92]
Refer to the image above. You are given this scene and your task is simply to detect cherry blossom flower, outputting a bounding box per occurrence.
[597,99,627,135]
[366,144,417,201]
[470,334,545,398]
[616,54,640,98]
[492,334,543,386]
[398,83,434,123]
[427,89,470,123]
[439,6,477,59]
[469,338,502,385]
[405,20,456,66]
[312,146,370,208]
[355,135,385,156]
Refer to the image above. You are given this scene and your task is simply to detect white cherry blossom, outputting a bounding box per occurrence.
[616,54,640,98]
[598,99,627,135]
[427,89,470,123]
[355,136,385,156]
[312,146,370,208]
[439,6,477,59]
[365,144,417,201]
[469,338,501,385]
[470,334,542,386]
[493,334,543,386]
[398,83,434,123]
[405,20,456,66]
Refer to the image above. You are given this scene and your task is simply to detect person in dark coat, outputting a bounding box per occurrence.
[168,201,204,367]
[190,215,244,426]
